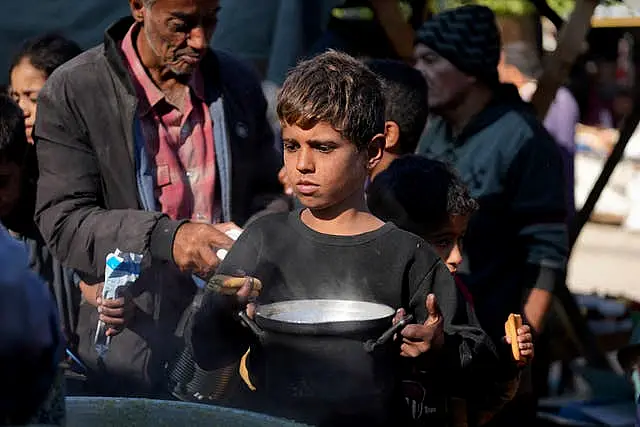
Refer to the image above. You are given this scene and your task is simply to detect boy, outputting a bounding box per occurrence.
[277,58,428,193]
[368,155,535,425]
[191,51,497,427]
[364,59,429,180]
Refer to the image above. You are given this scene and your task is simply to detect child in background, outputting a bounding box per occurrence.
[364,59,429,180]
[368,155,534,425]
[191,51,498,427]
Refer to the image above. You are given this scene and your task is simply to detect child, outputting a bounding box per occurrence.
[191,51,498,427]
[276,58,429,197]
[364,59,429,180]
[368,155,535,425]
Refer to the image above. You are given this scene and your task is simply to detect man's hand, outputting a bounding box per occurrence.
[394,294,445,358]
[172,222,234,277]
[95,283,135,337]
[504,324,534,367]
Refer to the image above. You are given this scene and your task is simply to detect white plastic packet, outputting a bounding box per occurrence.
[94,249,143,358]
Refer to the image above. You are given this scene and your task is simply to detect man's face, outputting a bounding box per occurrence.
[282,122,382,213]
[137,0,220,76]
[0,160,22,218]
[413,44,473,112]
[425,214,469,274]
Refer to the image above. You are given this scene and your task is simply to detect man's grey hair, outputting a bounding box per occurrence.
[142,0,156,7]
[503,42,543,80]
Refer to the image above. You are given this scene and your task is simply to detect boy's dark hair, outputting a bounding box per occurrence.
[367,155,478,237]
[0,95,28,165]
[364,59,428,154]
[10,33,82,78]
[277,50,385,150]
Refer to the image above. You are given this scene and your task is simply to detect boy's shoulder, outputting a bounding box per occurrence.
[242,210,291,235]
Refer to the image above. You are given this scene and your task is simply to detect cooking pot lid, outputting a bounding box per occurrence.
[256,299,395,324]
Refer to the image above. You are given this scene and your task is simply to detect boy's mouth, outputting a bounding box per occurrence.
[295,181,319,196]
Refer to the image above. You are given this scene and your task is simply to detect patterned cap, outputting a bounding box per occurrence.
[416,5,501,84]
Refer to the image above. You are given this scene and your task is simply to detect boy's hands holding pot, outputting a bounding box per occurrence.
[393,294,445,357]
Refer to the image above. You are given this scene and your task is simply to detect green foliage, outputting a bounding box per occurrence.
[434,0,624,19]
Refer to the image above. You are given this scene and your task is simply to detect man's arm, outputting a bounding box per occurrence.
[33,72,177,280]
[370,0,417,62]
[507,134,569,334]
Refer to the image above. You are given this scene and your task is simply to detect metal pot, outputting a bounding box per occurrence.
[236,299,413,426]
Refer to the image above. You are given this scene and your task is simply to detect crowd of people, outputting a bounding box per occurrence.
[0,1,578,426]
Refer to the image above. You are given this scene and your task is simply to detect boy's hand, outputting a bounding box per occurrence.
[95,284,134,337]
[504,324,534,367]
[394,294,445,358]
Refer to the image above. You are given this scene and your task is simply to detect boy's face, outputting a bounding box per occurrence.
[425,214,469,274]
[282,122,383,212]
[0,160,22,218]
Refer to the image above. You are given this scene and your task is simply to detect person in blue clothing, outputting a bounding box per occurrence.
[0,219,63,425]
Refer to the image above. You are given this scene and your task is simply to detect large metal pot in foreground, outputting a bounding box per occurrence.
[65,397,308,427]
[238,299,413,426]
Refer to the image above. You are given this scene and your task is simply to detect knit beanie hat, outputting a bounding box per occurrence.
[416,5,501,85]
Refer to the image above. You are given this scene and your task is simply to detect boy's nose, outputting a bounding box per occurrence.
[447,244,463,270]
[296,148,315,173]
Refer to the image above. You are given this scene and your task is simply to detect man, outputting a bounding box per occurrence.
[498,41,580,223]
[33,0,282,397]
[414,5,568,425]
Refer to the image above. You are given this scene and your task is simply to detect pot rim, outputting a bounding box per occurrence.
[255,299,395,325]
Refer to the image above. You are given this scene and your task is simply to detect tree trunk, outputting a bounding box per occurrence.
[530,0,599,119]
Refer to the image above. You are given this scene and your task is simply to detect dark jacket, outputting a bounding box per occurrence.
[33,17,282,396]
[34,17,282,282]
[417,84,568,348]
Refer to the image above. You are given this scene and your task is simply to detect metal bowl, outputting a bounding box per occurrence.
[256,299,395,324]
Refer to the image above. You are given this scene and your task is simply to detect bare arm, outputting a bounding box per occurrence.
[370,0,417,62]
[525,288,553,333]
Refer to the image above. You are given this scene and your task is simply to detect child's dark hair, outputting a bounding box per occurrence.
[367,155,478,237]
[0,95,29,165]
[10,33,82,78]
[277,50,385,150]
[364,59,428,154]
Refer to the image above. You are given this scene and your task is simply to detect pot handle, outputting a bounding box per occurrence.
[364,314,414,353]
[237,310,266,340]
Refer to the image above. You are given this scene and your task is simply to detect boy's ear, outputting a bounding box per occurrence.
[366,133,385,170]
[384,121,401,153]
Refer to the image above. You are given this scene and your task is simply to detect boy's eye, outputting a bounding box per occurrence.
[312,143,335,153]
[432,239,452,249]
[283,141,299,152]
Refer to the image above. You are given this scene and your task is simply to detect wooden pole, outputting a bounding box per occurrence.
[530,0,599,119]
